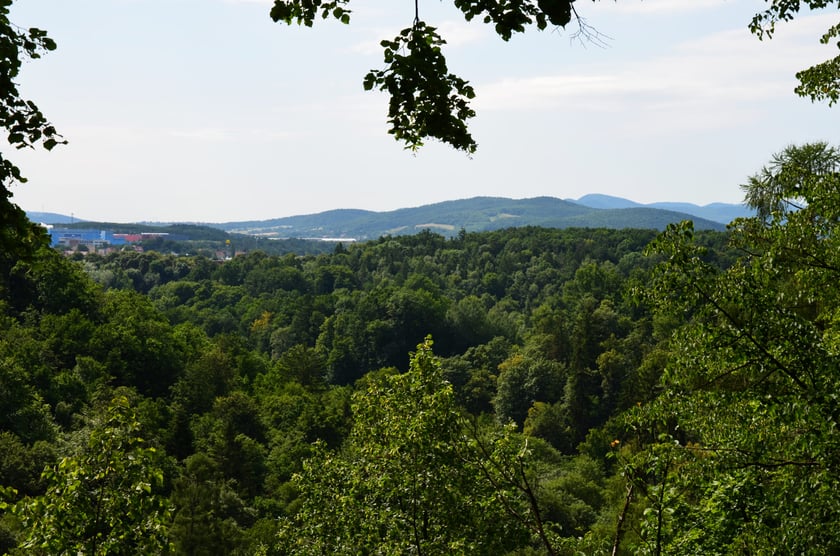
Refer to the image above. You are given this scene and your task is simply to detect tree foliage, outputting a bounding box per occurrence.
[631,142,840,553]
[3,396,171,555]
[749,1,840,105]
[276,337,608,554]
[363,22,477,153]
[0,0,64,273]
[279,338,534,554]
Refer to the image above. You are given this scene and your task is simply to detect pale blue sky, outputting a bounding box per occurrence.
[9,0,840,222]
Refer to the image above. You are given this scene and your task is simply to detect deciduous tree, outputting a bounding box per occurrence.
[0,0,64,273]
[2,396,171,555]
[632,142,840,553]
[279,338,566,554]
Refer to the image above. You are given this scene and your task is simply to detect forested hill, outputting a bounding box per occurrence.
[213,196,727,239]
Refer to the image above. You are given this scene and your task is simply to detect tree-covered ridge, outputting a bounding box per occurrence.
[29,195,752,233]
[31,197,732,257]
[216,196,727,240]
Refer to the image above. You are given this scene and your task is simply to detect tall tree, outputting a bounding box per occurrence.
[0,0,64,277]
[169,453,247,556]
[630,143,840,553]
[279,338,562,554]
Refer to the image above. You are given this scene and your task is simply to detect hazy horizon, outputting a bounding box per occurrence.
[10,0,838,222]
[26,193,749,225]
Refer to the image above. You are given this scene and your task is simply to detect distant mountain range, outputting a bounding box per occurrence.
[28,195,752,241]
[570,194,752,224]
[213,196,749,240]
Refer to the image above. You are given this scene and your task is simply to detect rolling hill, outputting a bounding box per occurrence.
[28,195,746,241]
[214,196,728,240]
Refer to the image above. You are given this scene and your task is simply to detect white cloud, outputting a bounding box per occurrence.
[167,127,301,143]
[590,0,732,15]
[475,11,837,133]
[349,27,399,55]
[436,19,490,47]
[167,128,231,142]
[49,124,299,145]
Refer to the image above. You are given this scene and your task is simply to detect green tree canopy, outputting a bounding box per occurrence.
[279,338,566,554]
[3,396,171,555]
[630,142,840,553]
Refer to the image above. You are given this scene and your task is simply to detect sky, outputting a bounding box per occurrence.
[8,0,840,223]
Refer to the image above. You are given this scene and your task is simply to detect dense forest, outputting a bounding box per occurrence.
[2,143,840,554]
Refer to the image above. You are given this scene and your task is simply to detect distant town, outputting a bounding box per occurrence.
[46,227,172,253]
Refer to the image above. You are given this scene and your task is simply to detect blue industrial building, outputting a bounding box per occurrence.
[48,229,127,248]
